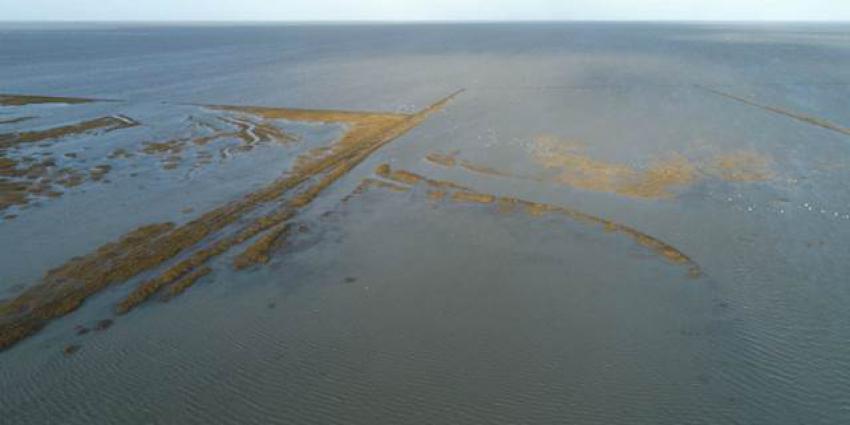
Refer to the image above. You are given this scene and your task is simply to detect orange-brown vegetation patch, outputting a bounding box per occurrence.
[233,224,293,270]
[0,90,462,350]
[0,223,175,351]
[140,116,296,170]
[0,178,28,210]
[440,135,772,200]
[452,191,495,204]
[704,151,774,182]
[428,189,446,201]
[0,94,99,106]
[533,135,696,199]
[376,163,471,191]
[349,178,412,198]
[0,156,111,211]
[0,115,138,149]
[364,165,702,278]
[425,152,457,167]
[459,160,516,178]
[425,150,516,179]
[142,139,185,155]
[163,266,212,299]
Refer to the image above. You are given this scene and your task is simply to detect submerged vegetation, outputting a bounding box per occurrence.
[4,85,793,353]
[0,90,462,351]
[139,115,298,170]
[423,134,776,200]
[0,93,101,106]
[0,95,310,214]
[373,164,703,277]
[0,115,138,149]
[698,86,850,137]
[0,114,139,211]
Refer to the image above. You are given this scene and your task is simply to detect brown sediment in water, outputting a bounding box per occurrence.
[0,90,463,350]
[0,115,139,148]
[704,151,775,182]
[497,197,519,214]
[428,189,446,201]
[366,165,702,278]
[441,135,766,200]
[0,94,101,106]
[533,136,697,199]
[616,154,697,198]
[698,85,850,137]
[525,202,553,217]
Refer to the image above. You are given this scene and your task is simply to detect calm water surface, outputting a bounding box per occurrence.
[1,22,850,424]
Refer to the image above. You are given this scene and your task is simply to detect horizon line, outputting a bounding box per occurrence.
[2,19,850,24]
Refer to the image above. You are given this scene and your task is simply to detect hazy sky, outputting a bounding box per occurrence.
[3,0,850,21]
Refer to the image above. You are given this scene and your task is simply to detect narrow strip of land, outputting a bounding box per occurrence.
[0,90,462,351]
[698,85,850,137]
[370,164,703,278]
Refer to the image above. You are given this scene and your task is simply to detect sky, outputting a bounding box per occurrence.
[2,0,850,22]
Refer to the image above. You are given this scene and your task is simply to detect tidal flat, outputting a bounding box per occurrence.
[1,22,850,425]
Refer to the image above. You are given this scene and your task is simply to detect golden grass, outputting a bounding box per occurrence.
[451,191,495,204]
[0,115,138,148]
[363,165,703,278]
[233,224,292,270]
[425,152,457,167]
[0,94,99,106]
[162,267,212,299]
[0,90,462,350]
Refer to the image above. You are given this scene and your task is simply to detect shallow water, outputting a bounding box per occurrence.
[1,22,850,424]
